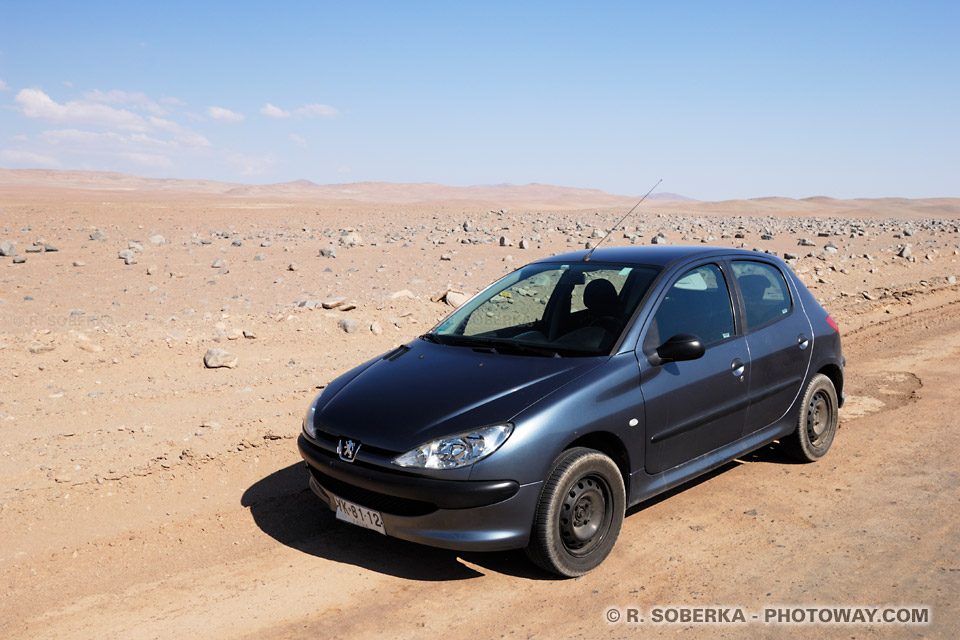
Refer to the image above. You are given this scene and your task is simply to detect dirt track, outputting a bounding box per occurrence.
[1,191,959,639]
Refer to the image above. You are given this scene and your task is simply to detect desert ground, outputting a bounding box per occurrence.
[1,170,958,639]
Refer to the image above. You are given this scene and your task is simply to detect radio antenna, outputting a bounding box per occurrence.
[583,178,662,262]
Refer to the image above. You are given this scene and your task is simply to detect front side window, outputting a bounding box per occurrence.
[648,264,734,348]
[432,263,660,356]
[731,261,791,329]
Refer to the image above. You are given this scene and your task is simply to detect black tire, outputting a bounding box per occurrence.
[525,447,625,577]
[782,373,838,462]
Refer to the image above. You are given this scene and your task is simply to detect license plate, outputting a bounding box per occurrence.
[333,495,386,535]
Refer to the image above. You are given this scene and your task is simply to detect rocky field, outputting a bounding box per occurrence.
[1,178,959,639]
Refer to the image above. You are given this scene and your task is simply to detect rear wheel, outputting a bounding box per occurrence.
[525,447,625,577]
[782,374,838,462]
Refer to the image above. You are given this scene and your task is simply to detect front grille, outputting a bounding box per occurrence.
[309,467,438,517]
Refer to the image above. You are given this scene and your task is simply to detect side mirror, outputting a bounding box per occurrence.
[656,333,705,363]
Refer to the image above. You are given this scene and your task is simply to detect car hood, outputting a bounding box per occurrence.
[315,338,605,452]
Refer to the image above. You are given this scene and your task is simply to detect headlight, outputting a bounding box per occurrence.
[302,395,320,439]
[392,424,513,469]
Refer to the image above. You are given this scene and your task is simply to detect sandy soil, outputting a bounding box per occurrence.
[1,174,958,638]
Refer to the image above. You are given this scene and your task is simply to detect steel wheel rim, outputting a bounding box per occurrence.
[807,390,832,445]
[559,474,612,555]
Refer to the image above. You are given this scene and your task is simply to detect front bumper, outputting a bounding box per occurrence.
[298,434,542,551]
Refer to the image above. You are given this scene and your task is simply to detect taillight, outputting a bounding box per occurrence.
[825,314,839,332]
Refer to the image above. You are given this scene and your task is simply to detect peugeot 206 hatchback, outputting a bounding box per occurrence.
[298,246,844,577]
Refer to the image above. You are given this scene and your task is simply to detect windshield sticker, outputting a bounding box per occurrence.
[619,267,632,276]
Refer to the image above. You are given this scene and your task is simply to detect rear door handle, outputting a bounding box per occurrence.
[731,358,745,377]
[798,334,810,350]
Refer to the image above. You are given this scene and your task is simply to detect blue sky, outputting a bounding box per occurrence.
[1,1,957,200]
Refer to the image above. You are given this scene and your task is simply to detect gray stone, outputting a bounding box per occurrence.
[212,258,225,268]
[203,348,238,369]
[89,230,108,242]
[44,246,58,252]
[338,318,360,334]
[898,245,913,259]
[319,245,338,258]
[499,236,512,247]
[149,234,166,245]
[25,246,43,253]
[322,297,346,309]
[231,239,243,247]
[369,321,383,335]
[798,238,816,247]
[519,239,529,249]
[253,253,266,261]
[12,257,26,264]
[261,240,272,247]
[783,252,799,261]
[440,253,452,261]
[0,241,16,256]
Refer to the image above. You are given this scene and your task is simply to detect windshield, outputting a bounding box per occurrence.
[429,262,660,357]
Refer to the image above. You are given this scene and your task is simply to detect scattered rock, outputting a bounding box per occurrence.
[203,348,238,369]
[321,297,346,309]
[12,257,26,264]
[338,318,360,333]
[798,238,816,247]
[242,329,257,339]
[149,234,166,245]
[440,253,452,261]
[212,258,225,268]
[499,236,512,247]
[898,245,913,259]
[89,230,108,242]
[319,245,338,258]
[287,263,298,271]
[370,321,383,335]
[147,265,158,275]
[519,239,530,249]
[0,241,16,257]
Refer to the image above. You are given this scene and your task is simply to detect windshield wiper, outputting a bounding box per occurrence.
[419,332,441,343]
[439,335,561,357]
[493,342,561,358]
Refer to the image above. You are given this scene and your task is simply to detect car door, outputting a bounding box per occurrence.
[639,262,750,475]
[731,259,813,435]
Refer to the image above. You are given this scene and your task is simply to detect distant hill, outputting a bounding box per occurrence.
[0,169,693,208]
[0,169,956,218]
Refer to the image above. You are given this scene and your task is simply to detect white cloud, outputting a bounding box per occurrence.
[85,89,166,115]
[289,133,307,148]
[16,88,148,131]
[0,79,9,91]
[63,80,74,88]
[0,149,62,168]
[207,106,245,123]
[260,103,291,118]
[161,96,186,106]
[295,103,339,118]
[259,101,339,119]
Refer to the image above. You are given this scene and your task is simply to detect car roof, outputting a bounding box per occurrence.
[532,245,774,268]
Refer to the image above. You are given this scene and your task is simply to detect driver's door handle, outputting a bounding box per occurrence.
[798,334,810,350]
[731,358,745,377]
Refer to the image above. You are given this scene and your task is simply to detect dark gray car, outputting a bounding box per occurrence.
[298,246,844,576]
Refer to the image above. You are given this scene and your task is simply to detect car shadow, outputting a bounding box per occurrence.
[242,463,554,581]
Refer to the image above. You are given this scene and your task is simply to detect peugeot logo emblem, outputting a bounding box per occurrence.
[338,438,360,462]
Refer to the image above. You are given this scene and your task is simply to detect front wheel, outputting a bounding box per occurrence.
[782,373,838,462]
[525,447,625,577]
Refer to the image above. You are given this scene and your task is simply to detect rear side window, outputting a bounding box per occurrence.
[732,261,791,329]
[649,264,734,347]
